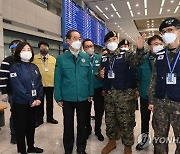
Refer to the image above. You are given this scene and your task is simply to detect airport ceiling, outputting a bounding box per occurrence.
[82,0,180,43]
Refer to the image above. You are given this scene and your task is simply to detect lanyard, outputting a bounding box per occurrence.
[109,56,116,71]
[90,56,95,67]
[166,49,180,73]
[26,63,35,89]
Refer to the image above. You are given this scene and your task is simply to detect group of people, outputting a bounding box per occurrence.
[0,17,179,154]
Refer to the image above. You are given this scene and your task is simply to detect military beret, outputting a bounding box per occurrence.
[159,17,180,32]
[118,39,129,48]
[104,31,117,43]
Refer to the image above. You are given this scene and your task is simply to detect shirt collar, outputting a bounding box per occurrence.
[69,49,79,58]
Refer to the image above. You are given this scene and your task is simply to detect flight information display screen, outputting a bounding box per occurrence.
[62,0,109,46]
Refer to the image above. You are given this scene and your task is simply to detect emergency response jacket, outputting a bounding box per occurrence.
[10,62,43,104]
[0,56,16,95]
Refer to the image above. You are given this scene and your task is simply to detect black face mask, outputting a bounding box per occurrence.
[40,49,48,55]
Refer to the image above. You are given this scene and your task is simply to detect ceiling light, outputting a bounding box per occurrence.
[152,25,154,27]
[137,12,140,15]
[118,25,120,28]
[152,23,154,25]
[130,10,134,17]
[120,28,122,30]
[115,22,117,25]
[122,30,124,32]
[147,20,149,22]
[136,4,139,7]
[95,5,103,13]
[145,9,147,15]
[147,23,149,26]
[161,0,165,7]
[111,14,114,17]
[144,0,147,8]
[152,20,154,22]
[159,7,163,14]
[174,6,179,13]
[116,12,121,18]
[103,13,109,19]
[127,2,132,10]
[170,0,174,3]
[167,9,170,12]
[105,7,108,10]
[111,3,117,11]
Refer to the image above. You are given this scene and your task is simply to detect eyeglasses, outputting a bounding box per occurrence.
[84,45,94,49]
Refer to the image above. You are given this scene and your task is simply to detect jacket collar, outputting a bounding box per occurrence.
[36,53,49,59]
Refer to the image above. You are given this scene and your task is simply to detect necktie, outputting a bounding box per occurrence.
[43,56,46,62]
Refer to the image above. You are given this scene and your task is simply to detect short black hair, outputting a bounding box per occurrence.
[38,41,49,48]
[82,38,94,48]
[66,29,79,39]
[14,42,34,62]
[9,40,21,48]
[147,35,163,45]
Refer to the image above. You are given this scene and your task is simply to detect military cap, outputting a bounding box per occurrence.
[118,39,129,48]
[159,17,180,32]
[104,31,117,43]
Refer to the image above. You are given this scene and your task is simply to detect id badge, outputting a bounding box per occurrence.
[166,73,176,84]
[32,90,37,96]
[108,70,115,79]
[44,66,48,72]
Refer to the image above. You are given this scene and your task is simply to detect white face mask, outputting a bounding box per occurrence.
[120,47,129,51]
[71,41,81,50]
[162,33,177,44]
[106,42,118,51]
[86,48,94,56]
[20,51,32,62]
[152,45,164,54]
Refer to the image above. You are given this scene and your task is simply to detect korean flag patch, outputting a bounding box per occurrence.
[10,73,17,78]
[102,58,107,62]
[157,55,164,60]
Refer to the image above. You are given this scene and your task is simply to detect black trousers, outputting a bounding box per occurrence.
[86,88,104,134]
[12,103,35,153]
[36,87,54,122]
[140,97,151,134]
[63,100,88,154]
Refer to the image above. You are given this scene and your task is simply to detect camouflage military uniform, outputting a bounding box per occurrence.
[148,47,180,154]
[102,49,144,146]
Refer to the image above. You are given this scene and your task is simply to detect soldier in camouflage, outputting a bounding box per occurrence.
[148,17,180,154]
[100,31,144,154]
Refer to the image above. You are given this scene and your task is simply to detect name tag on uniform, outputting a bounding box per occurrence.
[95,64,100,66]
[108,70,115,79]
[166,73,176,84]
[32,90,37,96]
[45,66,48,72]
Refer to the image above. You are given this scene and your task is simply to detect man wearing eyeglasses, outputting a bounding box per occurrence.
[82,38,104,141]
[148,17,180,154]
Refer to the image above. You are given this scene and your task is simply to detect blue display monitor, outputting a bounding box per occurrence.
[62,0,109,47]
